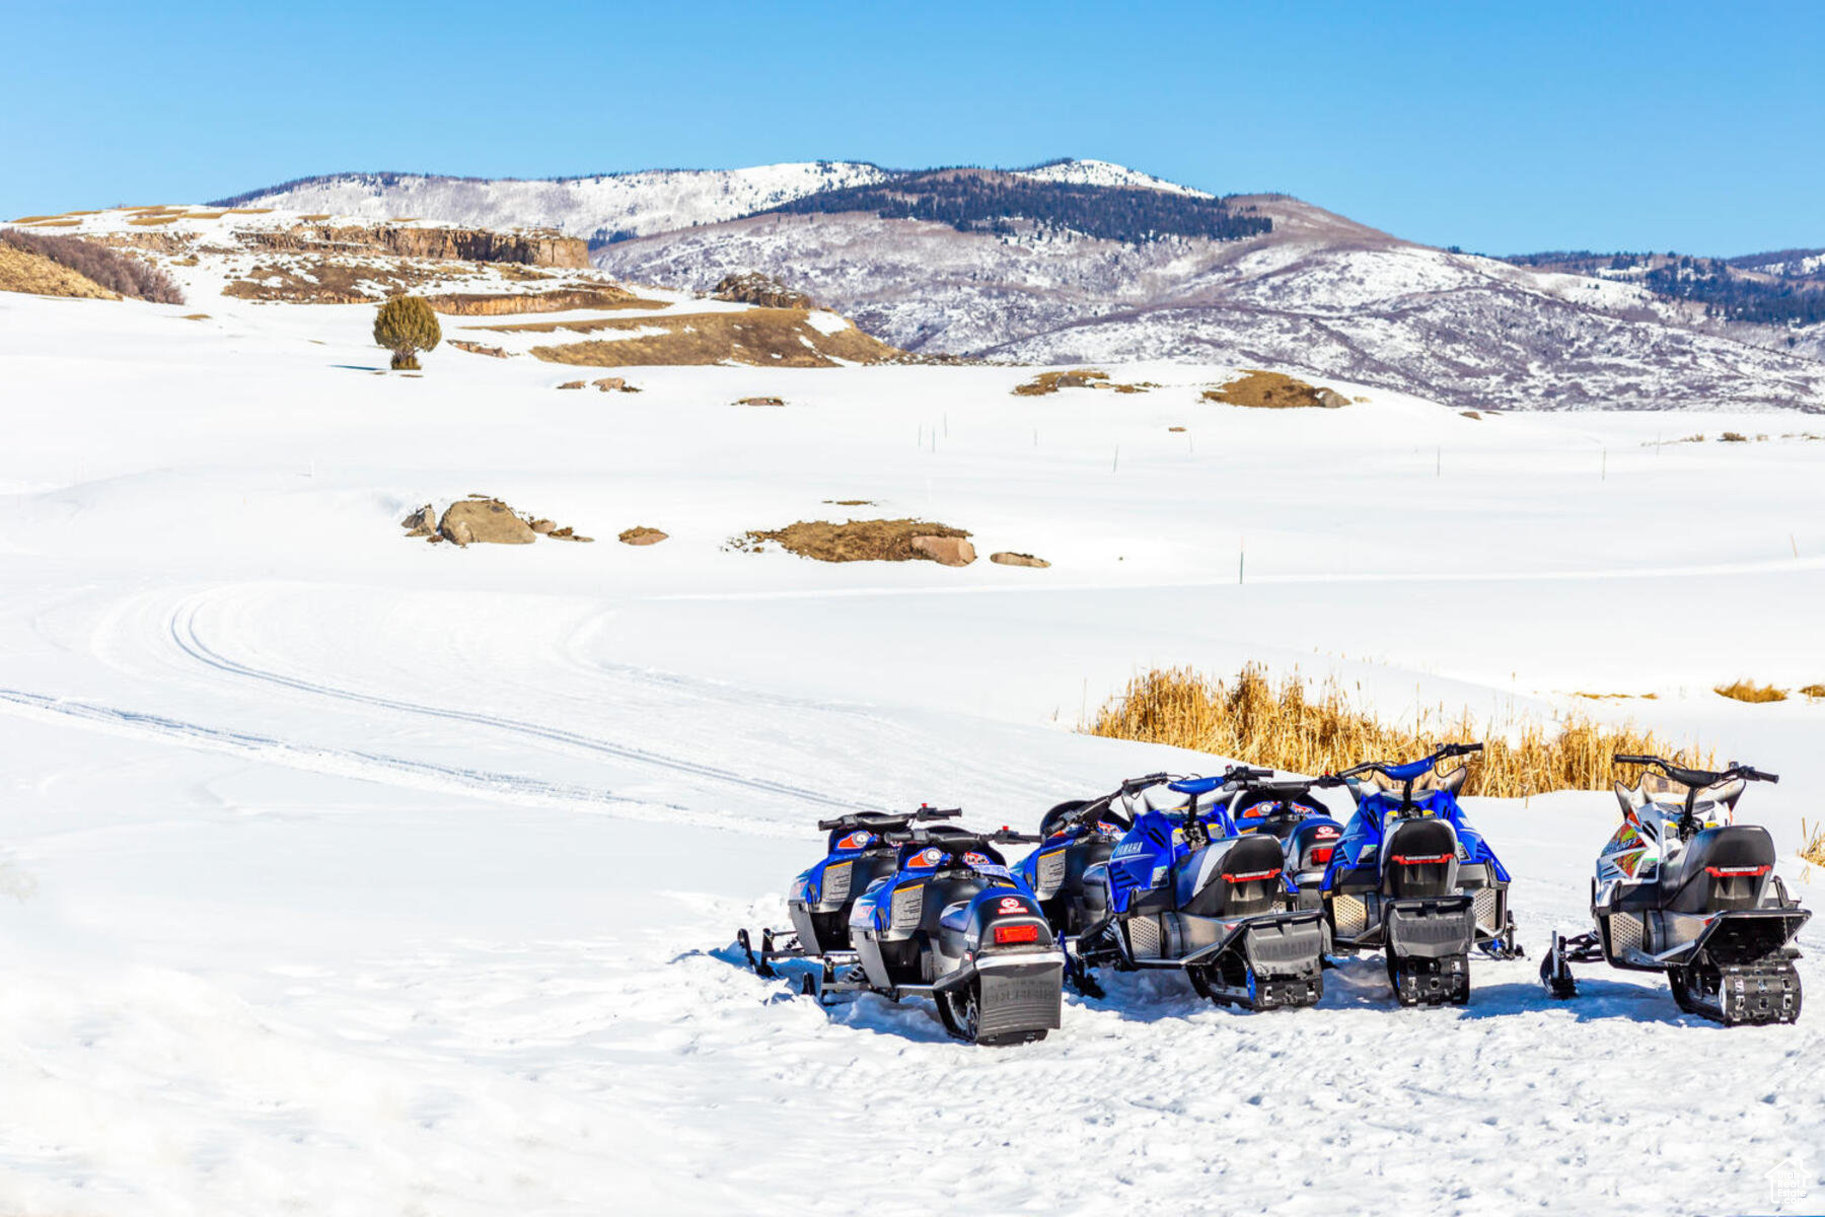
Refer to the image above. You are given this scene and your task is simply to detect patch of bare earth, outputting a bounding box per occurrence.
[1202,370,1349,409]
[1013,369,1152,395]
[521,308,900,368]
[733,518,971,563]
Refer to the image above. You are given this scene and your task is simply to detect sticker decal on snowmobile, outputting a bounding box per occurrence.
[836,831,875,851]
[906,848,944,869]
[997,897,1025,914]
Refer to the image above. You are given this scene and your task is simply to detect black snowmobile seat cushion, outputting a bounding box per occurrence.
[1664,826,1775,914]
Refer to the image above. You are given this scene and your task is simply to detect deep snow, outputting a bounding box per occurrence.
[1,285,1823,1216]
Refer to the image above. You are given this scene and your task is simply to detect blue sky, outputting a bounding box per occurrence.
[6,0,1822,254]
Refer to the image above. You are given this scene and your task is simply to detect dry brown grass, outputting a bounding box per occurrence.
[1800,684,1825,700]
[1202,370,1348,409]
[1012,369,1154,396]
[427,287,657,316]
[298,213,333,222]
[127,214,184,227]
[733,518,969,562]
[1715,680,1788,704]
[0,246,119,300]
[526,309,901,368]
[23,219,83,227]
[1085,665,1713,799]
[223,255,456,304]
[1802,820,1825,873]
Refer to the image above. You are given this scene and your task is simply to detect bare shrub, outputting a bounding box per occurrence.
[0,228,183,303]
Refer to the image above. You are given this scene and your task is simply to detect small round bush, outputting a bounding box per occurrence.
[374,295,442,370]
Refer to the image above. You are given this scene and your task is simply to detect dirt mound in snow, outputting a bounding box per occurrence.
[0,245,119,300]
[521,308,901,368]
[1202,370,1349,409]
[1013,369,1151,395]
[713,271,813,309]
[734,518,972,563]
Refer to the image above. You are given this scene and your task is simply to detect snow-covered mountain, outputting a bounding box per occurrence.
[598,194,1825,412]
[215,158,1825,411]
[213,161,895,244]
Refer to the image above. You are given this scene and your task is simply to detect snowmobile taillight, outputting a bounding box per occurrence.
[1307,847,1334,864]
[994,924,1040,945]
[1223,868,1281,883]
[1705,864,1770,877]
[1392,853,1453,865]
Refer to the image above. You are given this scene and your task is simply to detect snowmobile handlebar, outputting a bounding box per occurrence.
[1613,755,1779,788]
[904,826,1043,848]
[1332,743,1483,780]
[816,806,961,832]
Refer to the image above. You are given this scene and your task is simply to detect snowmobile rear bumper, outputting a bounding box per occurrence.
[1384,895,1476,1006]
[934,950,1065,1043]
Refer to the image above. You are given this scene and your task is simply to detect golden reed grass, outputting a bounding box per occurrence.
[1802,820,1825,874]
[1085,665,1713,799]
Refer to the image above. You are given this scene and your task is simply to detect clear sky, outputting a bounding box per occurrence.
[6,0,1822,255]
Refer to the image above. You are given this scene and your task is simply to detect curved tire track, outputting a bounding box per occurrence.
[169,597,872,813]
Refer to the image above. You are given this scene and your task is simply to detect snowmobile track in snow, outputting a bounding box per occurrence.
[167,598,872,813]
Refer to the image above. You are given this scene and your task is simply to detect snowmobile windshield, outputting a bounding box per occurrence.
[1364,767,1447,796]
[1638,772,1738,825]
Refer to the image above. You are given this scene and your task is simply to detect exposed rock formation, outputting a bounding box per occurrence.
[438,498,536,546]
[713,271,813,309]
[238,223,587,267]
[911,535,976,566]
[990,551,1050,568]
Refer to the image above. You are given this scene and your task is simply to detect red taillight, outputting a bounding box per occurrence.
[1392,854,1453,866]
[1223,869,1281,883]
[1706,865,1770,878]
[1307,847,1334,864]
[993,923,1040,945]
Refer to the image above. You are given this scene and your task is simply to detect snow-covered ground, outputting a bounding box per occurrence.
[2,286,1823,1216]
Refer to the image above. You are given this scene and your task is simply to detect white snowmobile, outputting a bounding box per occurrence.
[1540,754,1810,1026]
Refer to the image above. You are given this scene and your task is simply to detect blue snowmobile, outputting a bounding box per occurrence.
[1320,743,1520,1006]
[1217,772,1350,910]
[738,805,962,979]
[1013,772,1162,938]
[844,825,1064,1044]
[1065,768,1329,1011]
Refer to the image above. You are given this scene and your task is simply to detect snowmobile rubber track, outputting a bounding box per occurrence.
[1390,952,1471,1006]
[1675,960,1803,1026]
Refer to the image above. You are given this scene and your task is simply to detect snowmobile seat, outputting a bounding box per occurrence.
[1662,826,1774,914]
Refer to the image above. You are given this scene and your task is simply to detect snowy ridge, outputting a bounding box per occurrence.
[213,159,1214,243]
[1011,157,1214,197]
[215,161,895,243]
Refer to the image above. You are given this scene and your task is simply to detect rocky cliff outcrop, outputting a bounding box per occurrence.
[239,223,588,267]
